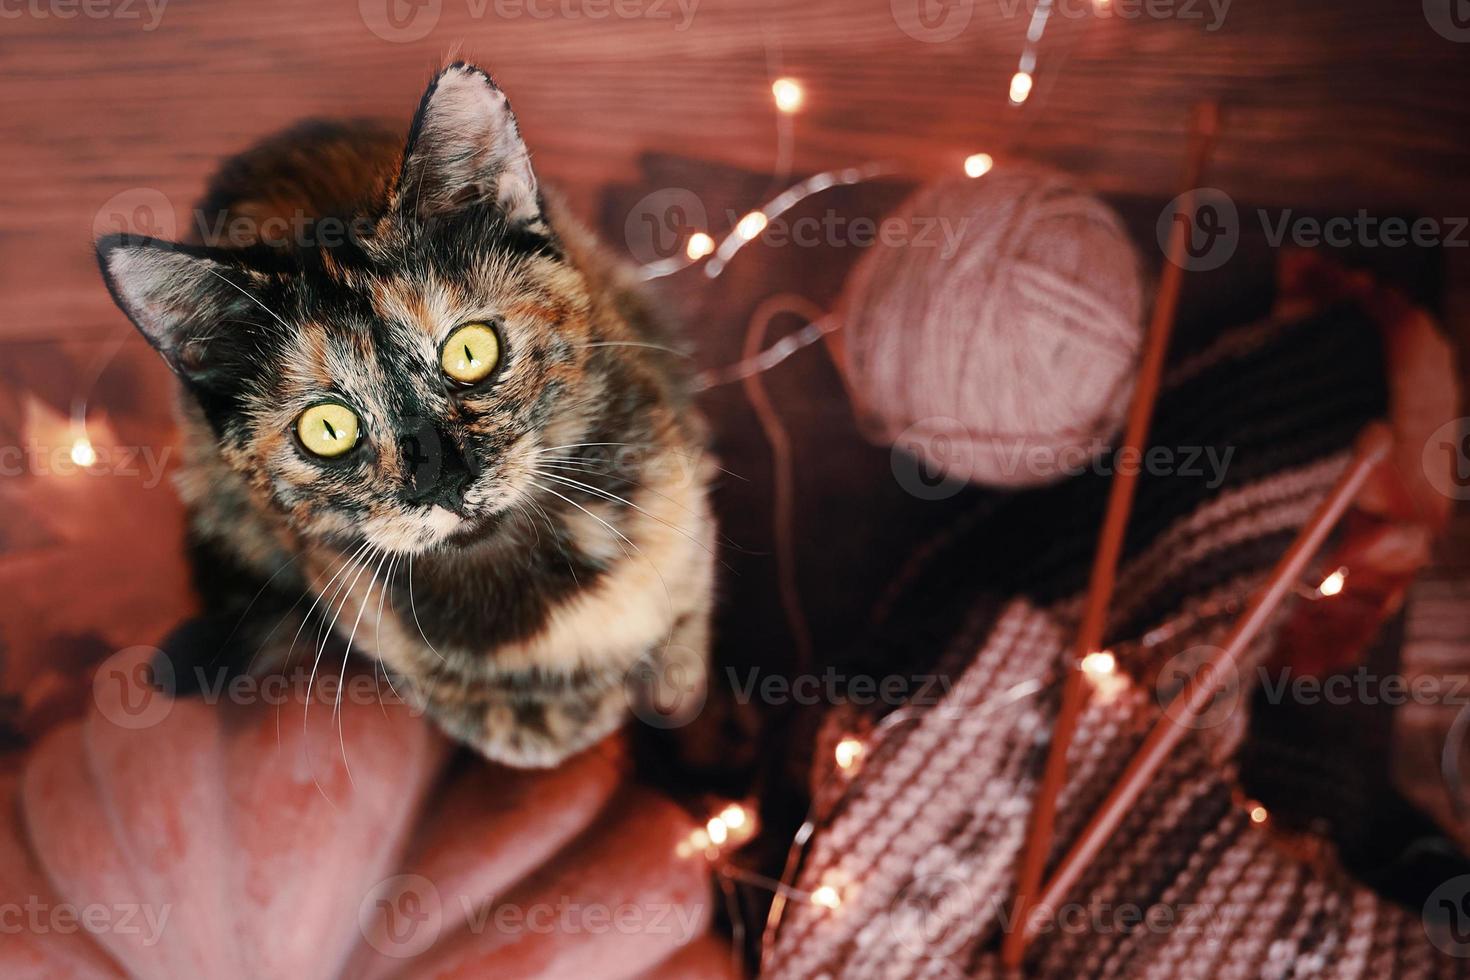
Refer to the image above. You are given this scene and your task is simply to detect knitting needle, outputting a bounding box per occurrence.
[1002,100,1220,969]
[1012,423,1393,950]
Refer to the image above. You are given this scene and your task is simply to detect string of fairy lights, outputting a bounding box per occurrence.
[683,560,1353,973]
[657,36,1367,973]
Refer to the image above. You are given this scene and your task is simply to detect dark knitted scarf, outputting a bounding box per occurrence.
[766,301,1469,977]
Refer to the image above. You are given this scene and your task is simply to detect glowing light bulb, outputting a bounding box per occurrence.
[736,211,768,240]
[810,885,842,909]
[1317,568,1347,597]
[1248,804,1269,824]
[706,816,729,845]
[70,437,97,468]
[835,736,864,771]
[719,804,748,830]
[963,153,994,179]
[1080,650,1117,677]
[685,231,715,260]
[771,77,804,114]
[1008,70,1034,105]
[1081,649,1128,701]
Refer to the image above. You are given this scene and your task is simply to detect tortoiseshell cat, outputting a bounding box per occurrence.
[96,64,715,767]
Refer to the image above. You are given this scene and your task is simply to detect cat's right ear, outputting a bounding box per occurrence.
[96,234,257,384]
[395,63,550,236]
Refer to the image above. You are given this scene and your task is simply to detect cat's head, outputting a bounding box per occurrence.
[98,65,612,554]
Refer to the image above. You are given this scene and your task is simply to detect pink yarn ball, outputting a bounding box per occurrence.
[839,170,1145,488]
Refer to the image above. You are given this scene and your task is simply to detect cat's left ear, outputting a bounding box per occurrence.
[397,63,549,235]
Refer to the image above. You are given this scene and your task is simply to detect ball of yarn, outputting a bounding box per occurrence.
[839,169,1145,488]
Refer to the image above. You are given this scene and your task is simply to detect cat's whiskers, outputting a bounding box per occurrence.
[513,490,579,587]
[337,547,391,722]
[277,538,372,805]
[533,459,712,525]
[304,543,380,762]
[331,547,394,784]
[407,554,449,664]
[530,467,716,559]
[373,554,404,711]
[533,443,749,484]
[525,478,675,628]
[374,554,399,669]
[203,267,295,333]
[575,341,690,357]
[280,539,373,672]
[271,539,371,778]
[508,498,543,549]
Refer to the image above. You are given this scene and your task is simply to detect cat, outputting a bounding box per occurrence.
[95,63,716,767]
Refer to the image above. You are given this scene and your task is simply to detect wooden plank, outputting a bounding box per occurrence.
[1,0,1467,343]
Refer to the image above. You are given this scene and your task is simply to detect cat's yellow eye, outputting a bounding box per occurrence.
[441,322,501,386]
[296,402,360,459]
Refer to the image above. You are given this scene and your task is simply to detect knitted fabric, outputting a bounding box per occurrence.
[766,302,1467,977]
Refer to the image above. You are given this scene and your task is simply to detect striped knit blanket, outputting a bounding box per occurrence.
[766,300,1468,977]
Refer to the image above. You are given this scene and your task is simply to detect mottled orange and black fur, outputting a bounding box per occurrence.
[96,64,715,766]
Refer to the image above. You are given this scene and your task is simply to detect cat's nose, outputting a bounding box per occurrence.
[400,420,472,511]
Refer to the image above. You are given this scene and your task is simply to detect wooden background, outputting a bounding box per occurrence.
[1,0,1469,345]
